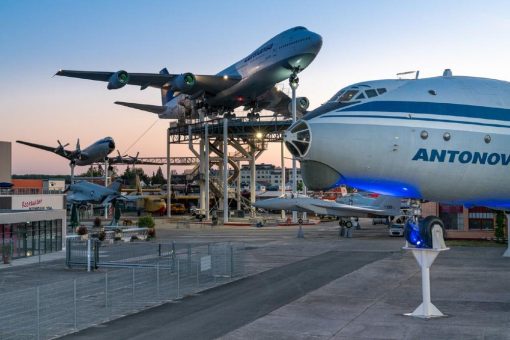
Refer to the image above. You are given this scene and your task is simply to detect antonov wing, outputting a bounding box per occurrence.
[56,69,241,95]
[16,140,74,161]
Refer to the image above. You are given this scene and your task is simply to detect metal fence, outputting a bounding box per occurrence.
[0,241,245,340]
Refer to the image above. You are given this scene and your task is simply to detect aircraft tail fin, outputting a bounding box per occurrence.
[371,195,401,215]
[159,68,174,105]
[108,179,122,192]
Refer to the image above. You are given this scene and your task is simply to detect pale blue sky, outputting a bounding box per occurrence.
[2,0,510,173]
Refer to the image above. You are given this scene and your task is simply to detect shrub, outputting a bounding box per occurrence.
[138,215,155,229]
[98,230,106,241]
[93,217,102,228]
[76,226,88,235]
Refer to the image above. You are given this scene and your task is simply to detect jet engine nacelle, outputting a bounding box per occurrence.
[288,97,310,115]
[107,70,130,90]
[172,72,196,93]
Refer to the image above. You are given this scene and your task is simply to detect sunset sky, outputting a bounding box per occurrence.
[2,0,510,175]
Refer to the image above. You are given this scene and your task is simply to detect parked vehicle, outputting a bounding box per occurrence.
[388,223,405,237]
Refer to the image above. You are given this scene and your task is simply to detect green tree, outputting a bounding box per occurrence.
[151,167,166,185]
[495,211,505,242]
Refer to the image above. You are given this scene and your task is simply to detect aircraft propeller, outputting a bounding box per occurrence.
[55,140,69,155]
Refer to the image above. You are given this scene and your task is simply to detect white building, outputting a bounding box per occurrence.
[240,163,302,189]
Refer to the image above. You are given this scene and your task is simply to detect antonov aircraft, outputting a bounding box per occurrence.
[55,26,322,120]
[284,70,510,247]
[253,194,401,219]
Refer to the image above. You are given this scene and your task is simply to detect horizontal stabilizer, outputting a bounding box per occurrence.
[115,101,166,114]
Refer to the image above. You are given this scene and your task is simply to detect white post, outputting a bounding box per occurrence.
[166,127,172,217]
[503,213,510,257]
[70,163,75,184]
[87,239,91,272]
[250,147,256,216]
[236,161,241,211]
[205,123,210,220]
[223,118,229,223]
[104,159,109,219]
[403,246,448,318]
[281,140,286,220]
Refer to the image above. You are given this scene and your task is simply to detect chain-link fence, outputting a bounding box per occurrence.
[0,241,245,340]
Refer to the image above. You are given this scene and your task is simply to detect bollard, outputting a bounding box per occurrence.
[87,239,91,272]
[158,244,161,257]
[172,242,176,272]
[297,225,304,239]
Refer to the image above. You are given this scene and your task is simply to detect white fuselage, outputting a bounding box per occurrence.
[286,74,510,208]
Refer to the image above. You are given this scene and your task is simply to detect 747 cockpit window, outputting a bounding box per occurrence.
[338,90,359,102]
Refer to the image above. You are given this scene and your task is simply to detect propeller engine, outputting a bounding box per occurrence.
[55,140,69,156]
[107,70,130,90]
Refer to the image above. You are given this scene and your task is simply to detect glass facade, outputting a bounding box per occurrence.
[0,220,62,259]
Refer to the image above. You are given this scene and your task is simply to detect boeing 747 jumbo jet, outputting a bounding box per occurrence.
[55,27,322,120]
[284,70,510,247]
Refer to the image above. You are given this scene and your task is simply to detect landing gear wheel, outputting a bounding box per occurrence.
[420,216,446,248]
[345,221,353,228]
[298,218,303,225]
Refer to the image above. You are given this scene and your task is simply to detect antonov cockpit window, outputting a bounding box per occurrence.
[338,90,359,102]
[365,89,378,98]
[355,92,366,100]
[329,90,345,102]
[377,88,387,95]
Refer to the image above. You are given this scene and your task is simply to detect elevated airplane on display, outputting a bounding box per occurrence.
[254,194,402,222]
[284,69,510,247]
[55,26,322,120]
[17,139,162,167]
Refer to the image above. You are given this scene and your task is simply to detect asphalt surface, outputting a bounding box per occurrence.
[61,250,388,340]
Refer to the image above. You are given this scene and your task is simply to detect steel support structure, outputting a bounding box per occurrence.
[223,118,229,223]
[205,123,210,220]
[166,127,172,217]
[281,140,286,220]
[290,78,298,222]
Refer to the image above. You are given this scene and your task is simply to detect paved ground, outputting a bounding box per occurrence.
[2,218,510,339]
[62,251,388,340]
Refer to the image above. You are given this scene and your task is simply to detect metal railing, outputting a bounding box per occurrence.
[0,188,64,195]
[1,241,245,340]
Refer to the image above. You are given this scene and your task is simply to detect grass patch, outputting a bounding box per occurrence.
[446,239,507,247]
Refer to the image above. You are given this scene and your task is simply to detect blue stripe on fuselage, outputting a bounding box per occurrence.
[322,114,510,129]
[336,101,510,122]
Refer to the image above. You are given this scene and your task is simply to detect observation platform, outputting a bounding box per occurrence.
[168,116,293,144]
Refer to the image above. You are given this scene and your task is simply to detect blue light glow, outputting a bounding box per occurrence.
[334,176,422,198]
[405,220,425,248]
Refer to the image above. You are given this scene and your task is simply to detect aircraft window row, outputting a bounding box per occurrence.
[279,37,311,49]
[329,87,387,102]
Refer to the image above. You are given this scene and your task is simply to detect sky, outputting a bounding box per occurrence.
[2,0,510,175]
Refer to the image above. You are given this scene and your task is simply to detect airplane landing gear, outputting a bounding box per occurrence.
[404,216,447,249]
